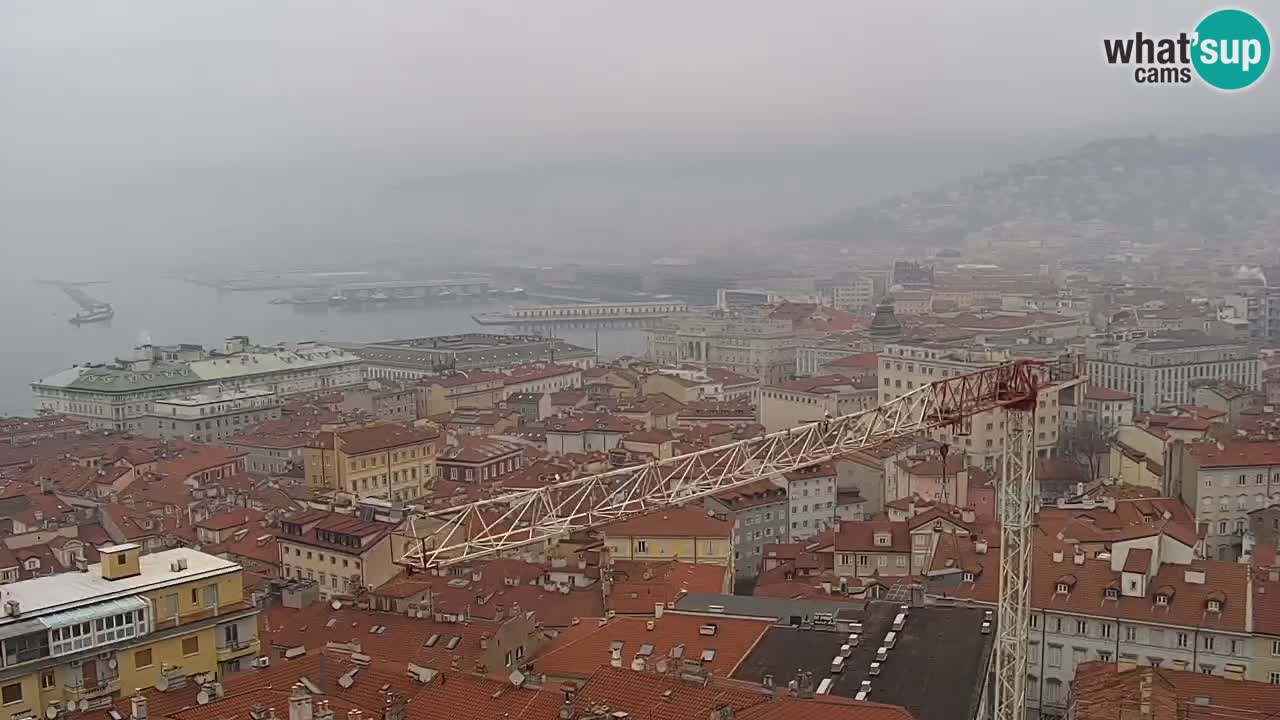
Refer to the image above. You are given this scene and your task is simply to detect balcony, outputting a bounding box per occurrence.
[216,637,259,661]
[65,675,120,709]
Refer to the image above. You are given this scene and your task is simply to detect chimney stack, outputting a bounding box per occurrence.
[131,691,149,720]
[289,683,314,720]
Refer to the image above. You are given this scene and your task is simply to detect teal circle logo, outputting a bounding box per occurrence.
[1192,9,1270,90]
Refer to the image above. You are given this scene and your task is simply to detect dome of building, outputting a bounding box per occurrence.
[868,296,902,339]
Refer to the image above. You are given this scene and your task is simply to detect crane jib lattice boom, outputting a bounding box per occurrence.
[400,359,1044,570]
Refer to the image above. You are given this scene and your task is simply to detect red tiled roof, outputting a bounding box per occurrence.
[425,371,505,388]
[834,520,910,553]
[1192,439,1280,468]
[1072,661,1280,720]
[313,423,439,455]
[154,446,246,479]
[1086,385,1135,402]
[1123,548,1152,573]
[604,506,732,539]
[823,352,881,370]
[570,666,768,720]
[606,560,727,615]
[438,437,523,464]
[713,480,788,511]
[197,509,265,531]
[533,612,772,679]
[704,367,759,386]
[770,375,859,394]
[504,364,579,384]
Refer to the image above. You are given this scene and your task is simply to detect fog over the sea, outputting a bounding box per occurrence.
[3,0,1277,275]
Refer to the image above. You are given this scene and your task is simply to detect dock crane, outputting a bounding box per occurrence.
[400,360,1047,720]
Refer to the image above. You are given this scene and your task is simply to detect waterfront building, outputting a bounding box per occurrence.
[353,334,594,381]
[647,313,798,385]
[142,388,281,443]
[32,336,362,431]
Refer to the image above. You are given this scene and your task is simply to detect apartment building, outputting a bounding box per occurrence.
[878,342,1084,467]
[780,462,838,542]
[437,437,524,483]
[32,337,362,431]
[704,481,788,582]
[501,364,583,398]
[415,372,505,417]
[1083,385,1136,429]
[142,389,282,443]
[647,314,798,385]
[757,375,877,433]
[0,543,260,718]
[602,506,733,577]
[1180,440,1280,561]
[829,520,911,582]
[303,423,439,502]
[276,510,397,596]
[336,379,416,422]
[1086,332,1259,412]
[929,526,1250,718]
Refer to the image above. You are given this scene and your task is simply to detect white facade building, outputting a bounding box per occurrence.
[1087,333,1259,412]
[33,336,362,431]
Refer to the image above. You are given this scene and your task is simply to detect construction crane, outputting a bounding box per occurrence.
[400,360,1044,720]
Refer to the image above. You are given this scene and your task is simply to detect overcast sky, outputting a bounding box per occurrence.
[2,1,1278,272]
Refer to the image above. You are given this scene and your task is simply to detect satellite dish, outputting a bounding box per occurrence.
[155,677,170,692]
[108,658,118,669]
[65,702,77,713]
[196,691,210,706]
[508,670,525,687]
[46,705,58,719]
[331,600,342,610]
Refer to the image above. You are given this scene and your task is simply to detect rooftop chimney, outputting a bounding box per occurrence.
[289,684,313,720]
[131,691,149,720]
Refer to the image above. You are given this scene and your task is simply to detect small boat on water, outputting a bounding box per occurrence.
[369,290,390,303]
[70,304,114,325]
[329,293,349,305]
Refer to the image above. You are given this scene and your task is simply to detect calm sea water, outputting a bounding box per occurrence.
[0,277,648,416]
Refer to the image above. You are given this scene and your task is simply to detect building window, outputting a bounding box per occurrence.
[40,672,54,690]
[1,683,21,705]
[635,540,648,553]
[1101,623,1113,639]
[1271,672,1280,685]
[1047,645,1062,667]
[1076,620,1088,635]
[182,636,200,656]
[1177,632,1189,648]
[135,648,153,669]
[1203,636,1215,651]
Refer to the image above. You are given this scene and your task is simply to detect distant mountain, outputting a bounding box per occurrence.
[799,133,1280,253]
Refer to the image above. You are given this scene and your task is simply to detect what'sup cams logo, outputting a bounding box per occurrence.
[1104,8,1270,90]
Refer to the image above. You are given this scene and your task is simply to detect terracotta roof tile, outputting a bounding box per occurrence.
[606,560,728,615]
[604,506,732,539]
[533,612,772,680]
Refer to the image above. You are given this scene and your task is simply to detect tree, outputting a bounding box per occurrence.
[1057,419,1110,482]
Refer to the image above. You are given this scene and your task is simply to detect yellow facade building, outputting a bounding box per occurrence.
[602,506,734,577]
[304,423,439,502]
[0,544,259,717]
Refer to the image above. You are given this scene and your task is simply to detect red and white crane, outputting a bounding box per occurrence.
[400,360,1048,720]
